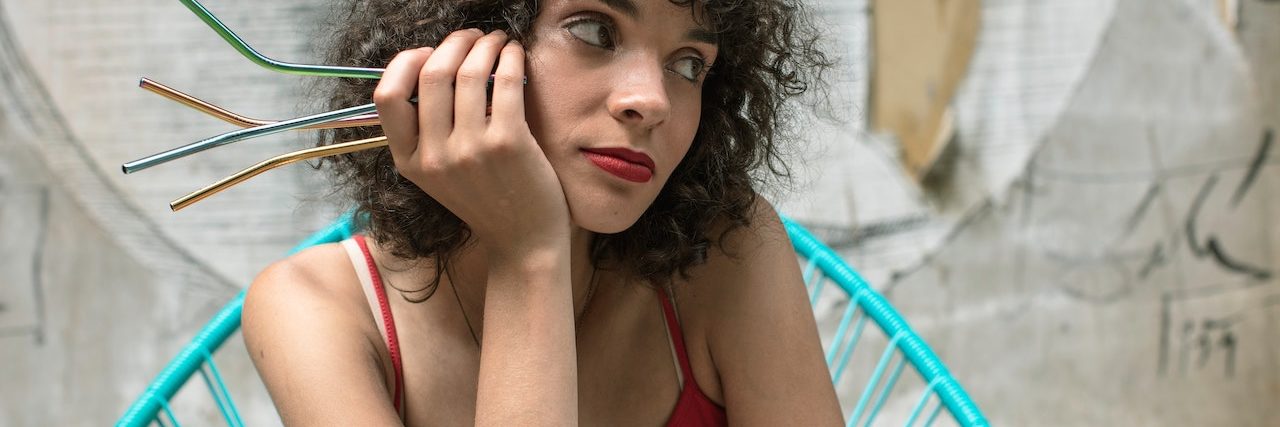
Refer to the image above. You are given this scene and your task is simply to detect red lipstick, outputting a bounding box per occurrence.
[581,148,655,183]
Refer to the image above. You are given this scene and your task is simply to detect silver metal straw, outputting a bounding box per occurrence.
[121,102,377,174]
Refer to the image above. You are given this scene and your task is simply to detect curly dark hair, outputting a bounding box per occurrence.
[314,0,831,299]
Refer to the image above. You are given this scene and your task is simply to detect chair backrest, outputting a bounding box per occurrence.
[117,214,987,427]
[784,217,987,427]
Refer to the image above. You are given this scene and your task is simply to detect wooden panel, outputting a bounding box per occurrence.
[870,0,981,180]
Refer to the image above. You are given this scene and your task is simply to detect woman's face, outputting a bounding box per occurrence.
[523,0,718,234]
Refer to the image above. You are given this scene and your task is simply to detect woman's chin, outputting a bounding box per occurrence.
[566,198,649,235]
[561,177,661,235]
[570,211,641,235]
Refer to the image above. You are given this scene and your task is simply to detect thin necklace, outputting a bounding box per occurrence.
[446,263,600,349]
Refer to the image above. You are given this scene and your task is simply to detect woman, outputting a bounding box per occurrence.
[242,0,841,424]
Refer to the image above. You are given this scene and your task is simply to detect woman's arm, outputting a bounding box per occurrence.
[474,245,577,425]
[243,244,403,425]
[686,198,845,425]
[372,29,578,425]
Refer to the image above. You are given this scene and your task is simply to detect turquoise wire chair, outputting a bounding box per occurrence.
[786,218,986,426]
[116,214,987,426]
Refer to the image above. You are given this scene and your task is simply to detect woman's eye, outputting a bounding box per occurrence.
[670,57,707,82]
[567,19,614,49]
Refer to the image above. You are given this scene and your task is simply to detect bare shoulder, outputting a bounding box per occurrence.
[675,196,844,424]
[242,242,401,424]
[243,243,370,339]
[708,195,792,269]
[677,196,795,306]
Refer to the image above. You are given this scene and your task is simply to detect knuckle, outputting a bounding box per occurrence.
[485,128,514,146]
[494,73,523,87]
[390,49,425,67]
[499,43,525,61]
[483,133,519,156]
[416,154,442,175]
[452,149,480,169]
[418,65,452,86]
[455,69,487,86]
[371,85,400,104]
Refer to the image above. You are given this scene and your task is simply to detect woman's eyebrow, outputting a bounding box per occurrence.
[588,0,716,45]
[686,28,717,45]
[595,0,639,19]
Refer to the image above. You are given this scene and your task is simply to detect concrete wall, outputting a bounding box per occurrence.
[791,0,1280,425]
[1,0,1277,425]
[0,0,333,424]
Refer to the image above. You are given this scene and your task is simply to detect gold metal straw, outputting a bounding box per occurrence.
[139,77,381,129]
[170,136,388,211]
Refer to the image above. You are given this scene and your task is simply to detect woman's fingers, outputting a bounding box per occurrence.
[373,47,433,161]
[368,30,565,247]
[375,29,531,190]
[455,30,511,131]
[490,40,527,129]
[418,29,485,143]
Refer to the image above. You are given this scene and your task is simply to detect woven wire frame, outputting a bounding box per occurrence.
[785,217,988,427]
[118,214,987,426]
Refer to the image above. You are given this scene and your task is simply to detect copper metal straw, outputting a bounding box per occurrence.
[139,78,381,129]
[170,136,389,211]
[135,81,388,210]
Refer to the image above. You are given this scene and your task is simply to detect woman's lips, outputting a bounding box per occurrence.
[581,148,654,183]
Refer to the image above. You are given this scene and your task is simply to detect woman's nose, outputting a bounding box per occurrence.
[606,56,671,131]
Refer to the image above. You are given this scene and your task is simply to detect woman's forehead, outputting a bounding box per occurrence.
[542,0,704,22]
[541,0,717,40]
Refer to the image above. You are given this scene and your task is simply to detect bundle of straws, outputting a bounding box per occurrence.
[123,0,392,211]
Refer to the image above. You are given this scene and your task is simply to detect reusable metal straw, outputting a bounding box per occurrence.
[121,102,378,173]
[175,0,385,79]
[134,79,385,209]
[169,136,389,211]
[127,0,524,209]
[139,78,381,129]
[122,0,392,174]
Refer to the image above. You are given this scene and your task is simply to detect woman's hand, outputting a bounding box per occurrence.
[373,29,571,255]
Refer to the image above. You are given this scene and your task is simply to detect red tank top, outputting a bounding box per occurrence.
[350,235,727,425]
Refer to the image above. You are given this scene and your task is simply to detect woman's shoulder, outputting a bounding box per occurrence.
[667,196,803,396]
[241,241,405,423]
[676,194,798,308]
[673,196,843,420]
[694,195,792,280]
[245,242,366,315]
[242,241,376,350]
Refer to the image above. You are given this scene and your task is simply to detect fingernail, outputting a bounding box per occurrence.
[492,29,507,37]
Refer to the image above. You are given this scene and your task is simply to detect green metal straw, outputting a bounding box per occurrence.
[176,0,384,79]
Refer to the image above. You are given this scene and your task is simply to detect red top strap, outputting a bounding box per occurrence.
[354,235,405,416]
[656,287,728,427]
